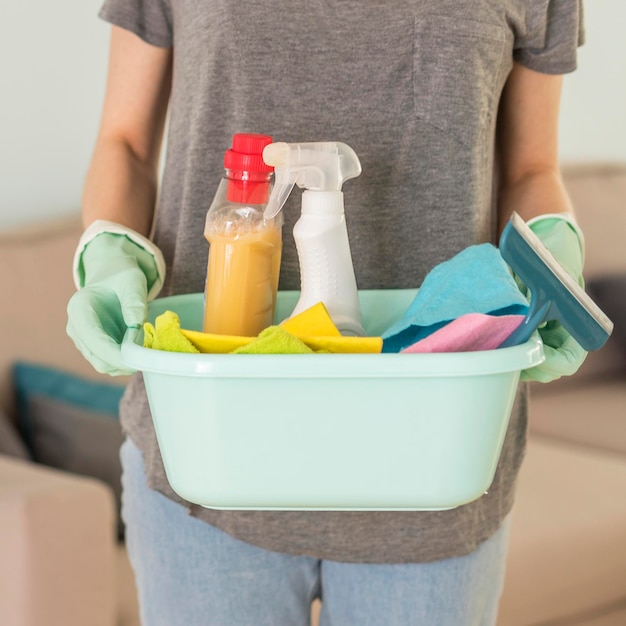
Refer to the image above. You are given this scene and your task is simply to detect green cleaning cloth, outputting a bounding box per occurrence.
[232,326,315,354]
[143,311,199,353]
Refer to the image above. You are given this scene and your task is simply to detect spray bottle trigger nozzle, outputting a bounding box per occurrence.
[263,141,362,219]
[264,177,296,219]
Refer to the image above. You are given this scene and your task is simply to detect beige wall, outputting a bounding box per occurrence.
[559,0,626,163]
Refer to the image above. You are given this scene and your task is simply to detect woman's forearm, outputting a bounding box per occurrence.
[497,167,575,235]
[81,26,172,237]
[495,62,576,237]
[81,136,160,237]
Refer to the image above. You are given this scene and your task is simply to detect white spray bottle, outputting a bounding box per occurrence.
[262,141,365,336]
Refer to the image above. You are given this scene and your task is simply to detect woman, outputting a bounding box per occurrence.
[67,1,587,624]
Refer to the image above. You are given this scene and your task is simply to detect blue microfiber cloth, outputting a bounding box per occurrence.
[382,244,529,353]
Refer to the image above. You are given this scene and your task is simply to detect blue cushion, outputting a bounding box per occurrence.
[12,361,127,539]
[12,361,125,446]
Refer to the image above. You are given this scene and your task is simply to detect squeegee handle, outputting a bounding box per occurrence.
[498,299,550,348]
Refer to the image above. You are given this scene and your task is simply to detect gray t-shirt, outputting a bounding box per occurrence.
[100,0,583,563]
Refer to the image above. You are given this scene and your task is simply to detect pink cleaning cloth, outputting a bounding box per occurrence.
[400,313,525,354]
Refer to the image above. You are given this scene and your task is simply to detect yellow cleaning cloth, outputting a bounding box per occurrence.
[181,329,253,353]
[298,335,382,353]
[280,302,341,337]
[232,326,315,354]
[143,311,199,353]
[280,301,381,352]
[179,302,340,353]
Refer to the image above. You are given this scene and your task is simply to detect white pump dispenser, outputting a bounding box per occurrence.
[263,141,365,336]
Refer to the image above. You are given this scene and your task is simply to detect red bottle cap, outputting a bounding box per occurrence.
[224,133,274,173]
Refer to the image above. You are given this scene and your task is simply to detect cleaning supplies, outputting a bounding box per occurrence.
[498,212,614,350]
[232,327,315,354]
[262,141,365,336]
[203,133,283,336]
[400,313,525,353]
[381,244,529,353]
[144,305,383,354]
[144,311,200,354]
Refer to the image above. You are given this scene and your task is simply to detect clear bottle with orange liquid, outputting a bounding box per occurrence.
[203,133,283,336]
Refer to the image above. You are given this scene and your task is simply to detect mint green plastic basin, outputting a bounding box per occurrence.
[121,289,544,511]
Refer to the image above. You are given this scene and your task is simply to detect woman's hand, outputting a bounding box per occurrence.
[497,62,587,382]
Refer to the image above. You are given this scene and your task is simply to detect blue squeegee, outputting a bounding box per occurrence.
[498,212,613,350]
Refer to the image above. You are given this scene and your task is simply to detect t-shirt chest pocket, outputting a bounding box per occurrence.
[414,16,509,147]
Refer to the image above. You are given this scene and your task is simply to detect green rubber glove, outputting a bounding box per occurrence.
[67,231,162,376]
[519,215,588,383]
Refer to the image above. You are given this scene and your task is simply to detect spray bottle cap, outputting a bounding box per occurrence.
[224,133,274,204]
[262,141,362,218]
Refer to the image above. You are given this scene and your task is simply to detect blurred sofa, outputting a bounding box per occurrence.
[0,218,139,626]
[498,165,626,626]
[0,164,625,626]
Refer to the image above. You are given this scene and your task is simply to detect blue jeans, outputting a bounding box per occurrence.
[121,438,510,626]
